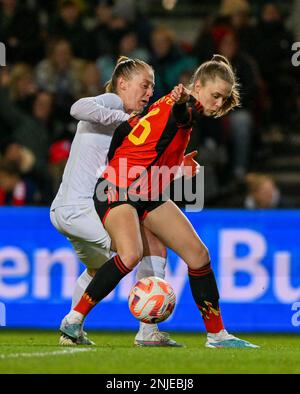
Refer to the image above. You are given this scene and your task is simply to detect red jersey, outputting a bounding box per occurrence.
[102,94,203,198]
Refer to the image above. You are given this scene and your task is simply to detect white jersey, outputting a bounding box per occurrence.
[51,93,129,209]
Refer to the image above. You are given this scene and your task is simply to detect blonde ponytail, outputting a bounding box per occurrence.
[105,56,153,93]
[211,54,231,67]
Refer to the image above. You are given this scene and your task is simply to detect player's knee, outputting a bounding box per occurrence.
[119,249,143,270]
[199,244,210,264]
[188,242,210,269]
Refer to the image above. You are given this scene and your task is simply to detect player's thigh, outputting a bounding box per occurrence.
[69,237,113,270]
[143,200,209,267]
[52,205,109,243]
[104,204,143,266]
[51,205,112,269]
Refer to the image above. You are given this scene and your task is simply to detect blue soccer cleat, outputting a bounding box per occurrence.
[205,329,259,349]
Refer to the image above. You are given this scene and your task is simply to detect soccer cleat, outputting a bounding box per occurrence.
[205,329,259,349]
[59,315,83,342]
[134,329,183,347]
[78,331,95,345]
[59,331,95,346]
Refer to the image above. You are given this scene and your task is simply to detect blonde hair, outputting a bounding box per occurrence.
[105,56,153,93]
[220,0,250,16]
[190,54,240,117]
[151,25,176,43]
[245,173,274,193]
[9,63,33,101]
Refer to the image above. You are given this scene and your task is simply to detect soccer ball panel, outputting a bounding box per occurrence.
[128,276,176,323]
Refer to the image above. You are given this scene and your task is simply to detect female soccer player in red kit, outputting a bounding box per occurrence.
[61,55,259,348]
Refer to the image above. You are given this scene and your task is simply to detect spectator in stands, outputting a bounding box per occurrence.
[0,68,14,142]
[96,29,150,86]
[0,159,40,206]
[0,139,35,175]
[119,29,150,62]
[49,0,91,59]
[0,87,54,203]
[193,0,252,63]
[254,2,295,130]
[150,25,197,100]
[112,0,153,50]
[91,0,138,62]
[35,38,85,122]
[31,90,65,143]
[216,28,259,181]
[9,63,37,113]
[243,173,295,209]
[77,61,104,98]
[218,0,257,55]
[0,0,43,64]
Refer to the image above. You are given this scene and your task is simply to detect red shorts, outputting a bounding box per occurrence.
[93,178,167,225]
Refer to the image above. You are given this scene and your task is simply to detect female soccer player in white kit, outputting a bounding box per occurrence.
[50,57,181,346]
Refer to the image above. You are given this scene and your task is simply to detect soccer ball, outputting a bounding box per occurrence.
[128,276,176,323]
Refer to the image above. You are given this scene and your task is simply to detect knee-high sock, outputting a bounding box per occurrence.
[74,255,131,317]
[71,269,93,310]
[188,262,224,334]
[136,256,166,334]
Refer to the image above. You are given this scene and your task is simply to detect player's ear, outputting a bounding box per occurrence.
[194,80,202,93]
[118,76,128,92]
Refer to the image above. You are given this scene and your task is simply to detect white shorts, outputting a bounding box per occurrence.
[50,204,112,269]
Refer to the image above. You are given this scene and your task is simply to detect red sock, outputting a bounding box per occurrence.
[74,292,97,316]
[74,255,131,317]
[197,301,224,334]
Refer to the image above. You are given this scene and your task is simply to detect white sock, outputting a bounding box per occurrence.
[62,270,93,327]
[67,310,84,324]
[71,269,93,309]
[136,256,166,334]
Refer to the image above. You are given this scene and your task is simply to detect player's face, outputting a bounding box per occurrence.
[193,77,232,117]
[121,69,154,113]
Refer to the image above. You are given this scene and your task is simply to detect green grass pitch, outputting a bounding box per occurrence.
[0,330,299,374]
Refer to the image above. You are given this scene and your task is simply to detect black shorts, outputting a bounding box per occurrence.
[93,178,167,225]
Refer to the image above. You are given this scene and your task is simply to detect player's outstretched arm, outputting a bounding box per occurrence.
[70,93,129,126]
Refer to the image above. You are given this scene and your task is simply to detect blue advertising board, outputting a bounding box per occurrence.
[0,208,299,332]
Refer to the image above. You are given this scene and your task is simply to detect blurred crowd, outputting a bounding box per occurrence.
[0,0,299,207]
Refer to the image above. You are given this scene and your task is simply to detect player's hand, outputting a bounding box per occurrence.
[182,151,200,178]
[171,84,190,104]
